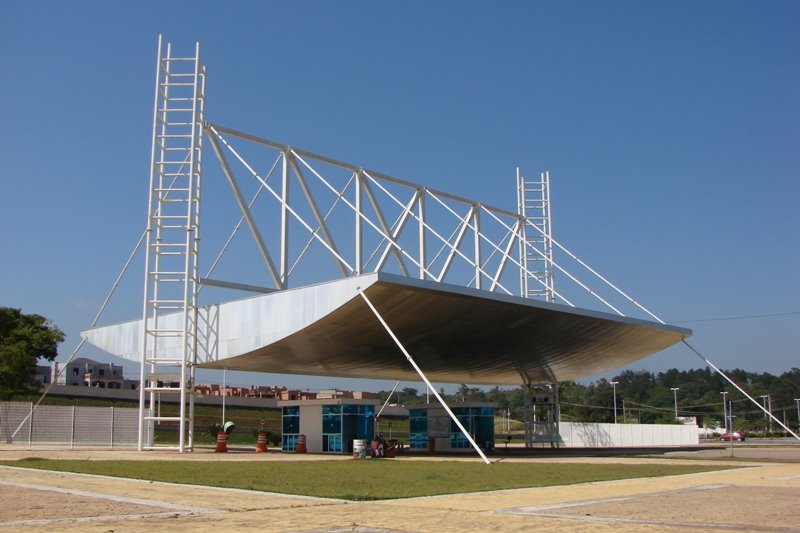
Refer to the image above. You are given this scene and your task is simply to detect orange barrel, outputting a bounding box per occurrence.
[256,431,268,453]
[296,434,307,453]
[215,430,228,453]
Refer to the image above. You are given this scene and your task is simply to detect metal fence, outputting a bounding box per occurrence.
[1,402,143,448]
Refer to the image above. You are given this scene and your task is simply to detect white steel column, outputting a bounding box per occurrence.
[517,168,555,301]
[418,189,426,279]
[357,288,491,464]
[139,36,205,452]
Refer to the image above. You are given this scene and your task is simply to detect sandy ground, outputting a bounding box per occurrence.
[1,445,798,532]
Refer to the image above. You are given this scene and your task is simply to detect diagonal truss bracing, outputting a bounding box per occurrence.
[203,123,585,305]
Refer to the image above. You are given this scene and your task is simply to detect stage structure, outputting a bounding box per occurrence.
[83,37,692,456]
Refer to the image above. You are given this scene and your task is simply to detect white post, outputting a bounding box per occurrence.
[110,406,115,449]
[222,368,227,426]
[610,381,618,424]
[70,405,75,449]
[357,287,491,464]
[670,387,680,420]
[795,399,800,430]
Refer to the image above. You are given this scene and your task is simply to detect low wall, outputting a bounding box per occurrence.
[556,422,699,447]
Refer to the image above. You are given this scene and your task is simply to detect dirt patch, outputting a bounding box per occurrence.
[0,484,171,522]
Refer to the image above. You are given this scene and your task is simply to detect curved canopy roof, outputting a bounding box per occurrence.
[83,273,690,385]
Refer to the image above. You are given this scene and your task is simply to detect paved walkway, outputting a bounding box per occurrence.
[0,446,798,532]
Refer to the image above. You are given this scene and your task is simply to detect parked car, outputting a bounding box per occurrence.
[720,431,745,441]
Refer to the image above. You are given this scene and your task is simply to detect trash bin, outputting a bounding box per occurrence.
[427,437,435,454]
[353,439,367,459]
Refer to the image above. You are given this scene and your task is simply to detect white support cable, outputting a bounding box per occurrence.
[422,192,517,295]
[363,172,504,292]
[209,132,355,275]
[288,173,356,279]
[288,154,349,277]
[199,154,280,291]
[357,288,491,464]
[375,381,401,421]
[465,225,515,289]
[208,122,521,218]
[427,211,468,273]
[436,206,474,282]
[206,129,284,288]
[522,219,664,322]
[489,219,521,291]
[291,152,426,277]
[12,228,148,439]
[359,176,413,276]
[481,206,612,310]
[682,340,799,440]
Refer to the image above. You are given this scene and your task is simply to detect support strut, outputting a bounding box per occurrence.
[357,287,491,464]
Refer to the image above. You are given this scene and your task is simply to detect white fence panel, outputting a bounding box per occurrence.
[0,402,139,448]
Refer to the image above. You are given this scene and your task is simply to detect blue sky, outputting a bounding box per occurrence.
[1,1,798,392]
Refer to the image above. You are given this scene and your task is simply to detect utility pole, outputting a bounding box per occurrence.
[760,395,769,437]
[670,387,680,421]
[721,391,728,433]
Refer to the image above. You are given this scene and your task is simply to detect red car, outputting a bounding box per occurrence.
[720,431,745,441]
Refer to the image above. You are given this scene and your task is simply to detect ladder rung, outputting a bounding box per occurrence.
[157,134,193,138]
[158,108,195,112]
[144,416,188,422]
[161,56,197,62]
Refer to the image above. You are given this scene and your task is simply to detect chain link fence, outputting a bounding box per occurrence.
[1,402,144,448]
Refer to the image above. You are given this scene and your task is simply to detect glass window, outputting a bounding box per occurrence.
[322,414,341,434]
[322,404,342,414]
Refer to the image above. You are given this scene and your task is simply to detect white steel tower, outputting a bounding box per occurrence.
[138,36,206,451]
[517,168,555,302]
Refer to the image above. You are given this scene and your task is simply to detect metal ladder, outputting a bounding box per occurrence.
[139,35,206,452]
[517,168,555,302]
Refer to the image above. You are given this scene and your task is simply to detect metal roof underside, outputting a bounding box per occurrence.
[82,273,691,386]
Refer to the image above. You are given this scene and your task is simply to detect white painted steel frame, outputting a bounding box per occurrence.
[139,36,206,452]
[204,123,570,302]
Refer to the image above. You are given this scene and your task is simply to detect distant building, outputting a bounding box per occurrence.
[33,365,52,385]
[54,358,139,390]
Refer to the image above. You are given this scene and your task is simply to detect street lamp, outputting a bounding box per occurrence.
[670,387,680,420]
[610,381,618,424]
[720,391,728,433]
[795,399,800,432]
[760,395,769,437]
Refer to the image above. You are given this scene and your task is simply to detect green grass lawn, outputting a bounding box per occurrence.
[0,458,733,501]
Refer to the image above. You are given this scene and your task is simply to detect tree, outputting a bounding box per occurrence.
[0,307,65,400]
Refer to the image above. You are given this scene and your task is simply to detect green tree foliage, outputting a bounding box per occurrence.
[0,307,65,400]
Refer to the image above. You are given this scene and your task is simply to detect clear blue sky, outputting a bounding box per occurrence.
[1,1,798,392]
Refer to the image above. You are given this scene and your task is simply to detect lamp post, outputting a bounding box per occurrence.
[610,381,618,424]
[720,391,728,434]
[760,395,769,437]
[795,399,800,429]
[670,387,680,420]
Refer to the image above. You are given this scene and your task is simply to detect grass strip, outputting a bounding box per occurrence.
[0,458,733,501]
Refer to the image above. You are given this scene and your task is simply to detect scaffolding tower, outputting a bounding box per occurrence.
[138,36,206,452]
[517,168,555,302]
